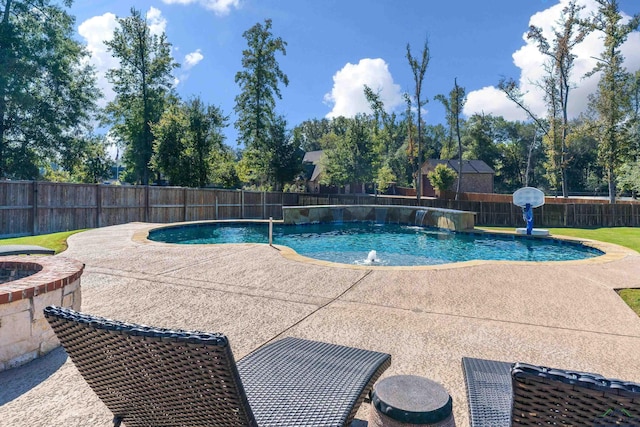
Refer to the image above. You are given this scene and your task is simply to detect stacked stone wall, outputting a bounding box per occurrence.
[0,257,83,371]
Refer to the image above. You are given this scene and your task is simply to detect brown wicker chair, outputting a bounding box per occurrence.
[462,357,640,427]
[44,306,391,427]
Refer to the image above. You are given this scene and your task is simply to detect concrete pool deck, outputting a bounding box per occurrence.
[2,222,640,426]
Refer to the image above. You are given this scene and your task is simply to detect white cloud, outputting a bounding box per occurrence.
[324,58,403,119]
[161,0,240,16]
[78,13,119,107]
[146,7,167,36]
[464,0,640,121]
[465,86,528,121]
[184,49,204,70]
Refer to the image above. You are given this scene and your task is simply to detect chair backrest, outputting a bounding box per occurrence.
[511,362,640,426]
[44,306,258,427]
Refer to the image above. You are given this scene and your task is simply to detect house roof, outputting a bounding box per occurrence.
[303,150,323,164]
[303,150,324,182]
[421,159,494,175]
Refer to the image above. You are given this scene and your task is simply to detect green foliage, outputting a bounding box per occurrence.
[376,165,396,193]
[234,19,290,189]
[364,85,409,187]
[267,116,303,190]
[435,79,466,158]
[292,119,331,152]
[427,164,456,192]
[320,115,374,187]
[0,0,100,179]
[210,146,240,189]
[563,120,603,193]
[617,161,640,194]
[105,7,178,185]
[234,19,288,149]
[464,114,500,168]
[152,97,227,187]
[585,0,640,202]
[56,135,114,183]
[492,120,543,192]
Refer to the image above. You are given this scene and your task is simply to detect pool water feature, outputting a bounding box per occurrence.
[148,222,604,267]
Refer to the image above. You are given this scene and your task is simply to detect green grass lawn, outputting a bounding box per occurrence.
[479,226,640,317]
[0,230,86,254]
[479,226,640,253]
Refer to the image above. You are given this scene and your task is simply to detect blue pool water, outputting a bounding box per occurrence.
[148,222,604,267]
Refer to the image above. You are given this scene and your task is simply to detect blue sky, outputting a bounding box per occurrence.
[70,0,640,148]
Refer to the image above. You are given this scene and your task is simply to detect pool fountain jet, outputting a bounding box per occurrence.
[365,250,379,264]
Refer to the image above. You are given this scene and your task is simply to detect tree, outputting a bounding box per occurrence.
[585,0,640,203]
[492,120,544,192]
[617,161,640,196]
[527,1,588,198]
[292,118,331,152]
[364,85,405,188]
[564,119,603,193]
[0,0,100,179]
[376,164,396,194]
[58,135,114,183]
[105,7,178,185]
[209,146,240,189]
[435,78,466,199]
[427,164,456,194]
[406,38,430,201]
[267,115,303,190]
[619,70,640,198]
[152,97,227,187]
[320,115,373,189]
[234,18,289,187]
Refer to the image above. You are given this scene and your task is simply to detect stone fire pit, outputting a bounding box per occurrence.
[0,256,84,371]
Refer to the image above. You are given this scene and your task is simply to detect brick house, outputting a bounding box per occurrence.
[421,159,494,197]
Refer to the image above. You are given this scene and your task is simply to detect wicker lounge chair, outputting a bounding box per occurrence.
[462,356,640,427]
[44,306,391,427]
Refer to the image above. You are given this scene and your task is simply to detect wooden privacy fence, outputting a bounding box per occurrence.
[0,181,638,237]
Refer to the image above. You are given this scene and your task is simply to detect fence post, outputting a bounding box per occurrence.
[145,185,150,222]
[215,196,219,220]
[241,190,245,219]
[96,184,102,228]
[32,181,38,235]
[183,187,188,222]
[263,191,266,219]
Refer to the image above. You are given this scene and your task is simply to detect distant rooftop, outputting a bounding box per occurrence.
[421,159,494,174]
[303,150,323,164]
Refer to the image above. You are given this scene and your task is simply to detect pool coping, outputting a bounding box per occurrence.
[133,220,636,271]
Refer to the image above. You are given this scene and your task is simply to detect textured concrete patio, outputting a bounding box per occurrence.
[2,222,640,426]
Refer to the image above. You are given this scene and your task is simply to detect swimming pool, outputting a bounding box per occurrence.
[148,222,604,267]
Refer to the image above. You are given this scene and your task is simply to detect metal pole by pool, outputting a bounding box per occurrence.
[269,217,273,246]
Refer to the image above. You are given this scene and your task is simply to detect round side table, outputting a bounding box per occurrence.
[368,375,455,427]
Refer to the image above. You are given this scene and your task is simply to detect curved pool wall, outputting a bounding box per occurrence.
[282,205,475,231]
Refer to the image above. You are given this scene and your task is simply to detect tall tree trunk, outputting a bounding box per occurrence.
[139,25,150,185]
[416,115,422,202]
[525,131,537,187]
[608,165,616,204]
[454,79,462,201]
[0,0,12,178]
[561,73,569,198]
